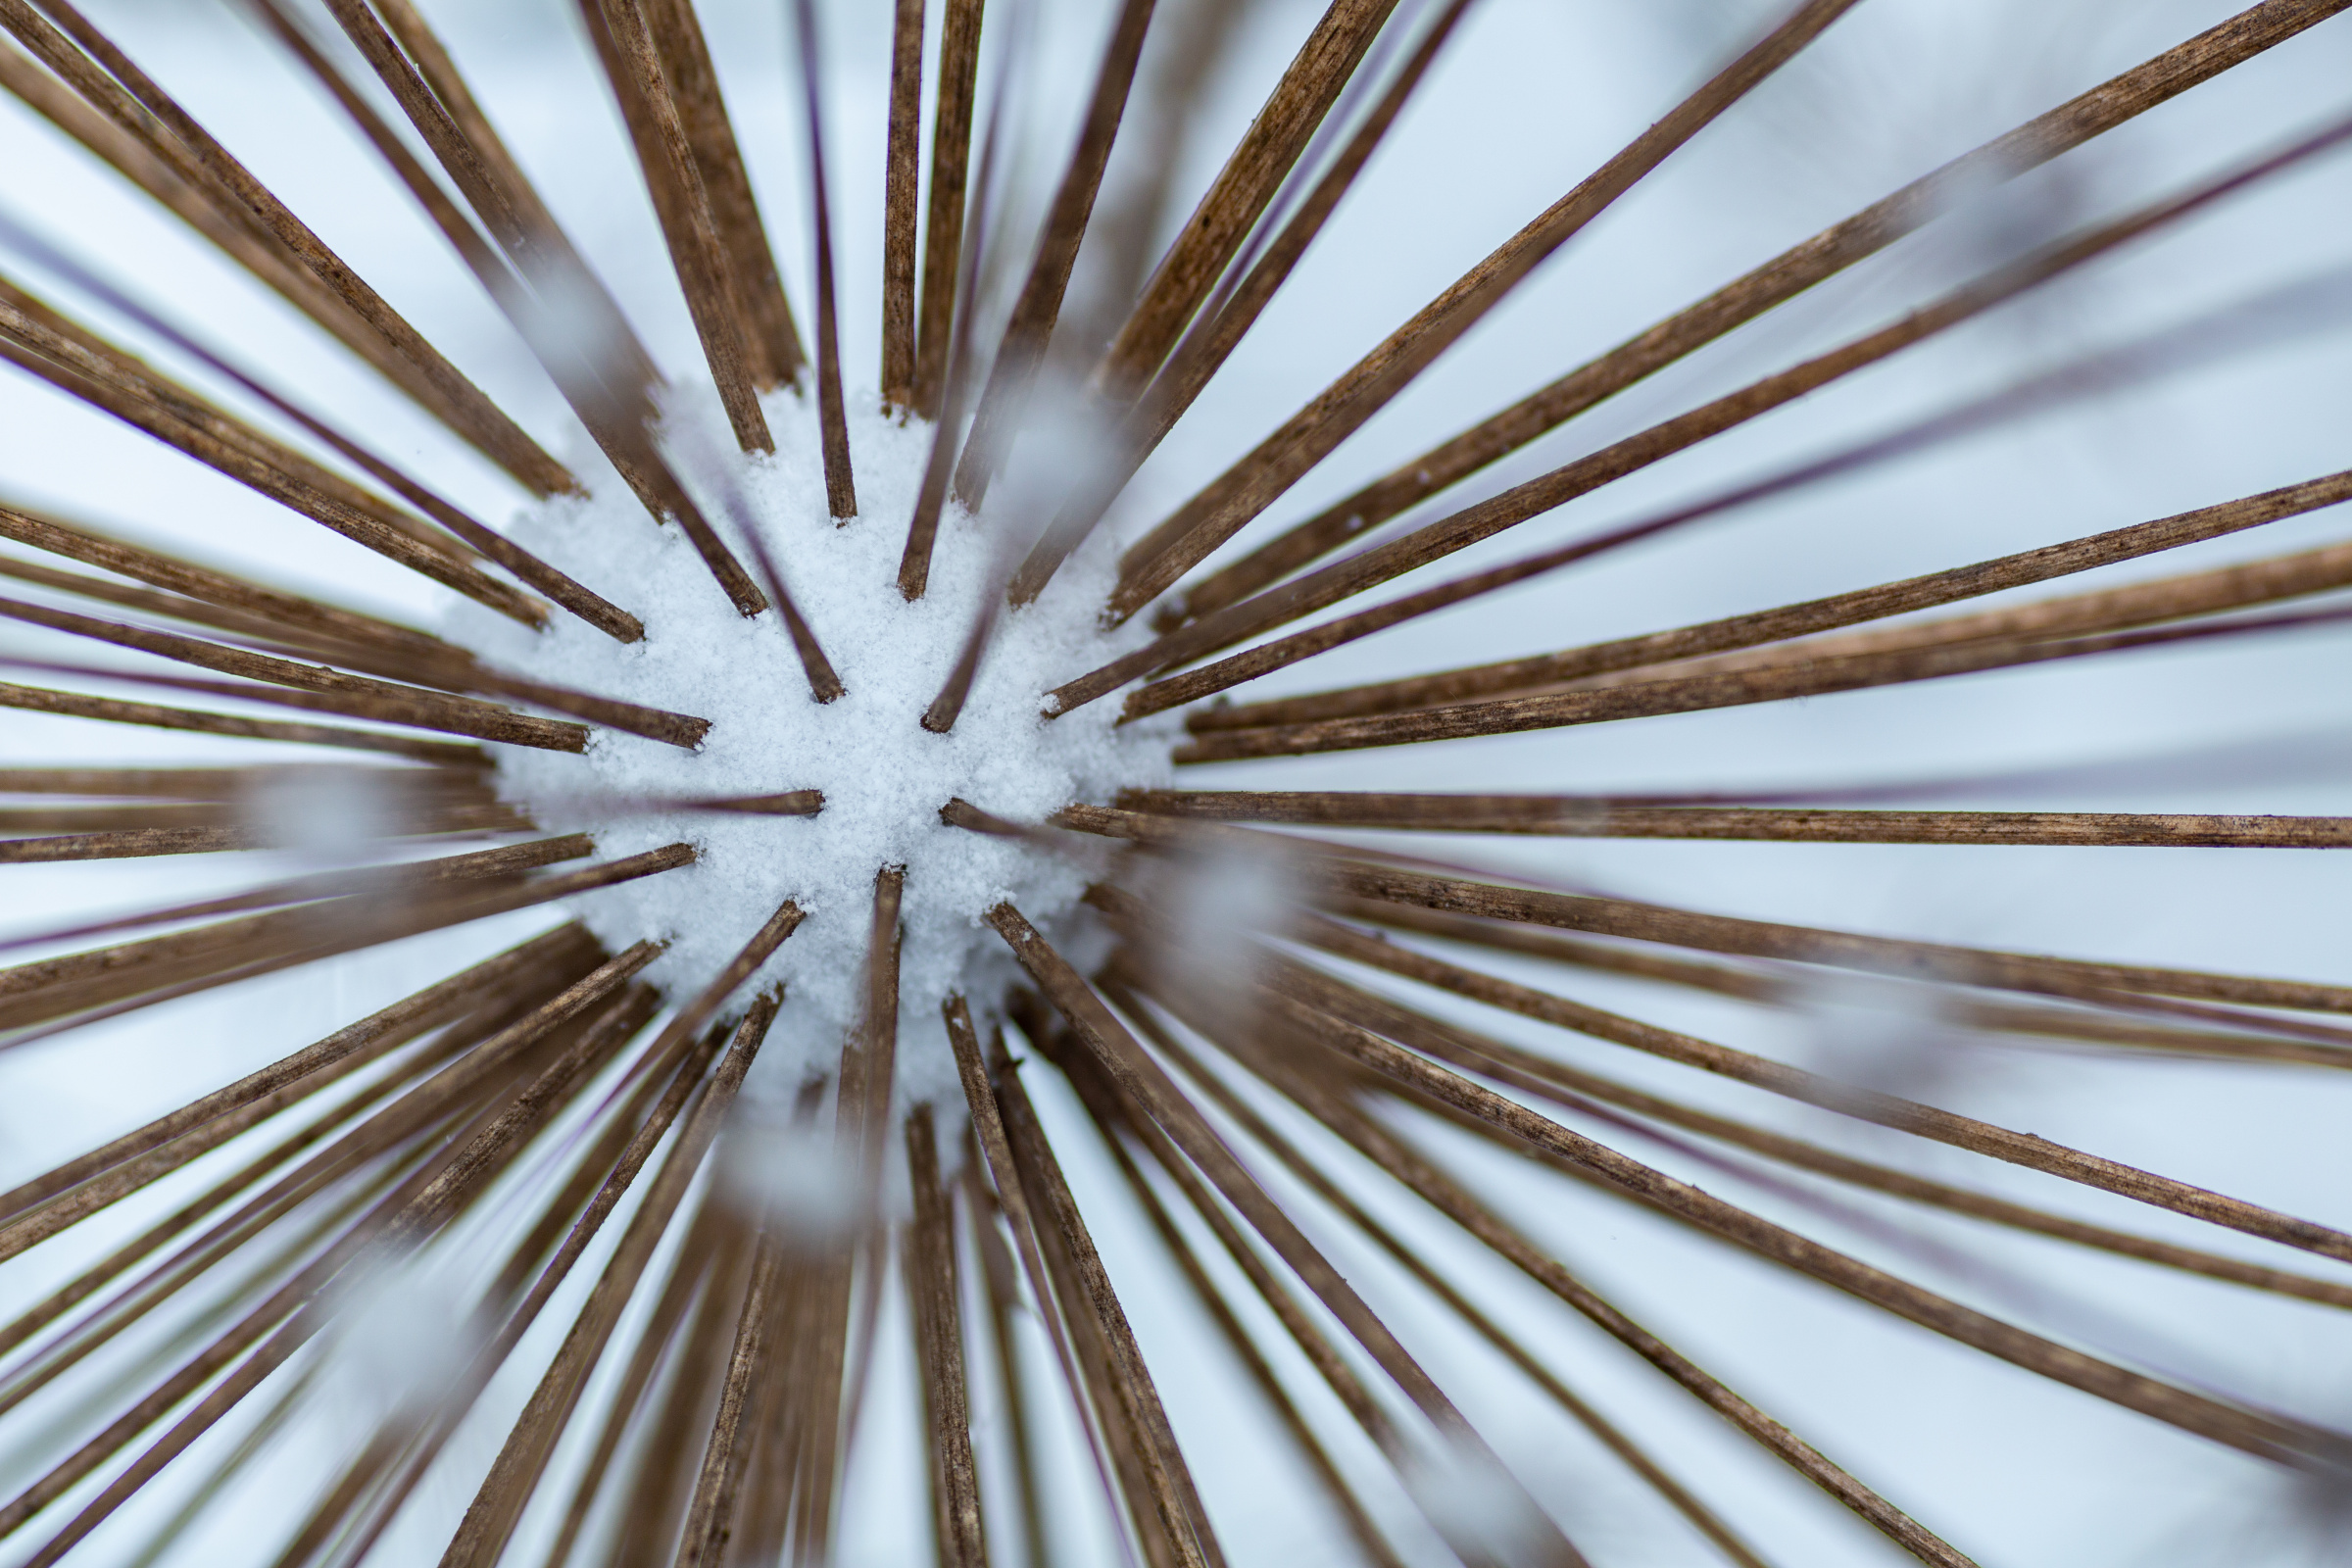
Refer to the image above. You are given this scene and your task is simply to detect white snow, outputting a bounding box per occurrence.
[445,386,1172,1112]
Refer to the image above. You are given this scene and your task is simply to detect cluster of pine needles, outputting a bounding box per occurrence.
[2,0,2351,1564]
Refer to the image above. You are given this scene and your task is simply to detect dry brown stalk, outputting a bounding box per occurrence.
[1304,952,2352,1312]
[1162,0,2352,627]
[0,843,693,1037]
[949,0,1157,513]
[0,280,548,625]
[990,1018,1223,1568]
[367,0,654,375]
[0,2,575,495]
[1061,1039,1401,1451]
[0,802,228,833]
[1148,467,2352,725]
[989,901,1586,1568]
[1091,0,1400,404]
[913,0,986,417]
[583,0,773,453]
[0,826,252,863]
[861,865,908,1180]
[1121,960,1967,1568]
[1173,587,2352,761]
[609,1208,750,1565]
[0,952,590,1383]
[1112,987,1771,1568]
[1309,851,2352,1018]
[315,0,782,623]
[906,1109,990,1567]
[943,994,1114,1546]
[1272,931,2352,1270]
[0,919,582,1238]
[537,1199,725,1568]
[0,593,590,751]
[1266,987,2333,1468]
[0,803,543,877]
[0,170,644,642]
[1060,113,2352,713]
[956,1151,1053,1568]
[1559,533,2352,696]
[881,0,926,411]
[1119,791,2352,849]
[0,555,368,680]
[674,1222,784,1568]
[0,503,474,670]
[0,940,661,1551]
[0,678,480,762]
[1008,0,1470,608]
[640,0,804,388]
[1105,0,1868,623]
[1080,1077,1409,1568]
[0,37,557,497]
[1328,898,2352,1070]
[438,959,787,1568]
[788,0,858,517]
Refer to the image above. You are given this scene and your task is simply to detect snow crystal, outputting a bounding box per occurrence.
[445,386,1172,1111]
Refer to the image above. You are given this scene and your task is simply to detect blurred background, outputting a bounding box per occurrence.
[1,0,2349,1562]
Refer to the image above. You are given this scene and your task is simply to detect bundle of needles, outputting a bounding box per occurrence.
[2,0,2351,1564]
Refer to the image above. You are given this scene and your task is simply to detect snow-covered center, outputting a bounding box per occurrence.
[447,389,1171,1105]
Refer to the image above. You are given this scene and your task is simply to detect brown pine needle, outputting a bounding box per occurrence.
[987,901,1585,1568]
[1268,936,2352,1270]
[0,843,692,1038]
[913,0,987,419]
[1172,584,2352,761]
[1118,792,2352,849]
[949,0,1156,514]
[990,1019,1225,1568]
[1160,0,2352,627]
[1007,0,1471,608]
[1105,0,1867,623]
[0,0,574,495]
[1303,848,2352,1024]
[0,594,588,752]
[1119,994,1772,1568]
[1057,109,2352,714]
[583,0,773,454]
[0,679,483,761]
[1125,961,1968,1568]
[1268,982,2328,1459]
[789,0,858,517]
[1290,942,2352,1314]
[881,0,926,413]
[0,275,546,626]
[438,947,789,1568]
[1331,896,2352,1068]
[906,1108,990,1568]
[0,923,588,1232]
[1089,0,1402,407]
[674,1224,785,1568]
[637,0,804,389]
[1140,464,2352,724]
